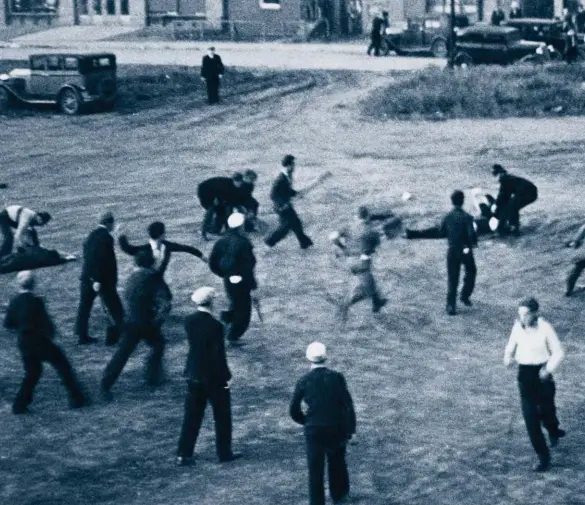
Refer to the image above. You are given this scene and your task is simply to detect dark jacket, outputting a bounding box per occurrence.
[371,15,384,36]
[118,236,203,277]
[80,226,117,286]
[495,173,538,209]
[509,7,522,18]
[4,291,55,347]
[124,268,171,326]
[209,230,257,290]
[289,367,356,438]
[440,207,477,251]
[491,9,505,25]
[201,54,225,81]
[198,177,246,208]
[183,310,231,386]
[270,172,297,211]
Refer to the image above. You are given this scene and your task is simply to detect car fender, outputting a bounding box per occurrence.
[58,84,82,101]
[0,82,24,103]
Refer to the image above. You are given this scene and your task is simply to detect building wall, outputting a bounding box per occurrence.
[228,0,302,36]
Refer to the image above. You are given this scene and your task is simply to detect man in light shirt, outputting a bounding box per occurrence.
[0,205,52,257]
[503,297,566,472]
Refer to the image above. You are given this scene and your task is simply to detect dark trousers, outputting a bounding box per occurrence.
[222,279,252,342]
[368,33,382,56]
[75,280,124,343]
[205,78,220,104]
[566,256,585,295]
[518,365,561,464]
[446,248,476,308]
[498,192,537,233]
[14,340,85,412]
[101,323,165,391]
[0,209,14,257]
[305,426,350,505]
[342,261,384,317]
[202,203,229,235]
[177,381,233,460]
[265,205,313,248]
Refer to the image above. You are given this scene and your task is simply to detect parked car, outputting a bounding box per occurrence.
[0,53,117,115]
[453,25,543,66]
[383,13,470,57]
[503,18,578,53]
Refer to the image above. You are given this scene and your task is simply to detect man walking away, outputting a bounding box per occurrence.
[440,190,477,315]
[100,250,171,400]
[4,271,88,414]
[201,46,225,104]
[491,164,538,236]
[367,11,385,56]
[208,212,258,346]
[176,286,241,466]
[75,211,125,346]
[564,222,585,296]
[290,342,356,505]
[0,205,52,257]
[504,297,566,472]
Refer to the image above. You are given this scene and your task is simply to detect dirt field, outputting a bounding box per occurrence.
[2,69,585,505]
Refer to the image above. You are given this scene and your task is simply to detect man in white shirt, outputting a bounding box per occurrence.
[0,205,52,257]
[503,297,566,472]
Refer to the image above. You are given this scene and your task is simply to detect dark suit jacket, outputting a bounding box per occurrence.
[118,236,203,277]
[80,226,117,286]
[289,367,356,438]
[197,177,246,208]
[124,267,171,325]
[183,310,231,386]
[201,54,225,81]
[4,291,55,347]
[495,174,538,209]
[440,207,477,251]
[270,172,297,211]
[208,230,257,290]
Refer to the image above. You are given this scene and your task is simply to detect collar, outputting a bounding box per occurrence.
[281,169,292,181]
[98,224,111,235]
[18,289,32,294]
[310,363,327,369]
[197,307,212,314]
[149,239,163,250]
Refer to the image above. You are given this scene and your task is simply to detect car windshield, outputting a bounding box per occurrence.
[79,56,115,73]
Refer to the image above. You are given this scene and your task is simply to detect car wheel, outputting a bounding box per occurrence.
[454,52,473,68]
[59,88,81,115]
[0,86,11,112]
[431,38,448,58]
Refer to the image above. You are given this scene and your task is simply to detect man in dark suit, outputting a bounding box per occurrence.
[440,190,477,315]
[209,212,257,345]
[367,11,385,56]
[492,164,538,236]
[4,271,88,414]
[290,342,356,505]
[75,211,124,345]
[176,286,240,466]
[100,250,172,400]
[265,154,313,249]
[200,46,225,104]
[198,172,246,240]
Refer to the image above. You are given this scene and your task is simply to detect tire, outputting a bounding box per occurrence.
[0,86,11,112]
[58,88,81,115]
[454,52,473,68]
[431,38,448,58]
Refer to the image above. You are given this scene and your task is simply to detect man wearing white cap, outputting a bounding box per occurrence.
[290,342,356,505]
[209,212,258,345]
[4,271,87,414]
[177,286,240,466]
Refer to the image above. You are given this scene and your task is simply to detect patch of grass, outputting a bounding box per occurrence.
[363,64,585,120]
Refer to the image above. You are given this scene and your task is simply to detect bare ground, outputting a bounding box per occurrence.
[1,70,585,505]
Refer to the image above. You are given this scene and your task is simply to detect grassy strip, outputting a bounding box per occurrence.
[363,63,585,120]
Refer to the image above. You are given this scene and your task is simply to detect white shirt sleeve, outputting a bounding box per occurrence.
[503,322,519,366]
[542,320,565,374]
[14,208,37,247]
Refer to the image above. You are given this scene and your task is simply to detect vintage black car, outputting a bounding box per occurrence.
[384,13,470,57]
[453,25,543,66]
[0,53,117,115]
[503,18,575,52]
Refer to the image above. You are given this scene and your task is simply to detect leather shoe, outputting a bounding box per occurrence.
[12,405,30,415]
[373,298,388,313]
[78,336,99,345]
[550,429,566,447]
[219,452,242,463]
[533,460,550,472]
[446,305,457,316]
[460,297,472,307]
[176,456,194,467]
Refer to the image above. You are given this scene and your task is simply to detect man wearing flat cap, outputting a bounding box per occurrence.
[201,46,224,105]
[208,212,258,345]
[290,342,356,505]
[75,211,125,345]
[176,286,240,466]
[4,271,88,414]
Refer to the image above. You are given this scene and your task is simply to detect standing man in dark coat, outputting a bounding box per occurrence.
[265,154,314,250]
[491,164,538,236]
[176,286,241,466]
[440,190,477,315]
[197,172,246,240]
[201,46,225,104]
[367,11,385,56]
[209,212,258,345]
[4,271,87,414]
[100,250,172,400]
[75,211,124,346]
[290,342,356,505]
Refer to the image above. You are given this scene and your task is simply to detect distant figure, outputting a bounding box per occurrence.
[564,222,585,296]
[491,5,506,25]
[0,205,52,257]
[509,0,522,19]
[576,3,585,33]
[367,11,385,56]
[201,46,225,105]
[4,271,88,414]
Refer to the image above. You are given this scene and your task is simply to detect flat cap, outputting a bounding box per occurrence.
[191,286,216,305]
[16,270,35,290]
[99,211,114,225]
[227,212,245,229]
[306,342,327,363]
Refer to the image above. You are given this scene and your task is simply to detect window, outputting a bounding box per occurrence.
[260,0,280,10]
[46,55,61,70]
[30,56,46,70]
[64,57,78,70]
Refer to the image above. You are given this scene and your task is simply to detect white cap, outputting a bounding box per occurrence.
[306,342,327,363]
[229,275,242,284]
[489,217,499,232]
[191,286,216,305]
[16,270,35,289]
[401,191,413,201]
[227,212,245,229]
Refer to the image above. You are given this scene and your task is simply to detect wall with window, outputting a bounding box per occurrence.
[228,0,303,36]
